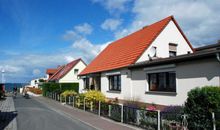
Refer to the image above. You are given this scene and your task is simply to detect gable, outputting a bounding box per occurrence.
[60,60,87,82]
[136,20,194,63]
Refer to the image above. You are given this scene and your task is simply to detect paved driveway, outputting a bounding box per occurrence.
[14,95,96,130]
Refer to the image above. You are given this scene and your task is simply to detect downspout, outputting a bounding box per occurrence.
[216,53,220,86]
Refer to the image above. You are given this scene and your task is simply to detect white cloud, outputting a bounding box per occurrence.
[114,0,220,46]
[64,56,75,62]
[101,19,122,31]
[91,0,131,14]
[74,23,93,35]
[63,30,82,41]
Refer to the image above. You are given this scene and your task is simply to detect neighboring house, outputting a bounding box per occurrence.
[46,68,58,79]
[48,58,87,92]
[79,16,220,106]
[30,77,47,88]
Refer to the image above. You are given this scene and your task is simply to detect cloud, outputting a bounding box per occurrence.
[91,0,131,14]
[63,23,110,62]
[101,19,122,31]
[74,23,93,35]
[64,56,75,62]
[114,0,220,46]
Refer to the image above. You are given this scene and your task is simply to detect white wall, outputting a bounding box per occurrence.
[101,69,133,100]
[131,58,220,106]
[136,20,193,63]
[100,58,220,106]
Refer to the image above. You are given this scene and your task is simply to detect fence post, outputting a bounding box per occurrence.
[121,104,123,123]
[212,112,216,130]
[157,110,161,130]
[65,96,67,104]
[73,96,75,108]
[69,96,71,104]
[108,104,111,117]
[60,95,62,103]
[83,98,86,111]
[98,101,101,116]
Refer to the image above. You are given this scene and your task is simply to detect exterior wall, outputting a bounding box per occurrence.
[131,58,220,106]
[136,20,193,63]
[30,77,47,88]
[59,60,87,92]
[101,68,133,100]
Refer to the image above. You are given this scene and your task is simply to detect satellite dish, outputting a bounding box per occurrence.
[148,47,156,57]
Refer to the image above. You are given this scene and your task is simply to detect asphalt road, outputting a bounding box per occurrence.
[14,95,96,130]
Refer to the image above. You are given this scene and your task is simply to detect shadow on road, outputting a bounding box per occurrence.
[0,111,17,130]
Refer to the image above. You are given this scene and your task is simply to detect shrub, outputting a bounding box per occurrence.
[84,90,105,102]
[61,90,77,97]
[42,82,79,96]
[184,86,220,129]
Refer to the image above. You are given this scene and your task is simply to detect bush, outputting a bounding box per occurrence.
[42,82,79,96]
[184,86,220,129]
[61,90,77,97]
[84,90,105,102]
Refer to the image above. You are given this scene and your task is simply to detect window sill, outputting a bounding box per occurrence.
[107,90,121,94]
[145,91,177,96]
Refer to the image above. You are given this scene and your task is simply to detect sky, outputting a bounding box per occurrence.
[0,0,219,83]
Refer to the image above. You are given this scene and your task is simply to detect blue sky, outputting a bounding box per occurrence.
[0,0,219,83]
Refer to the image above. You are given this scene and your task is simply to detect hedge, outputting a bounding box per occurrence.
[184,86,220,129]
[42,82,79,96]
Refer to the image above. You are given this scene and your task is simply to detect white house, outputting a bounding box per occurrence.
[30,77,47,88]
[79,16,220,107]
[48,58,87,92]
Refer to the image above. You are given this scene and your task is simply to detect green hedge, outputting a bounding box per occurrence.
[42,82,79,96]
[184,86,220,129]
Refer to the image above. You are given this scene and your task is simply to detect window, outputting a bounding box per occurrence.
[108,75,121,91]
[169,43,177,57]
[148,72,176,92]
[169,51,176,57]
[74,69,79,75]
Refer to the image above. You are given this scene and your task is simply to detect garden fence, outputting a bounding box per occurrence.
[45,94,219,130]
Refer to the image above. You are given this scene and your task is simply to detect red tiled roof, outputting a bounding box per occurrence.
[48,65,65,81]
[80,16,193,75]
[46,69,58,74]
[48,58,82,81]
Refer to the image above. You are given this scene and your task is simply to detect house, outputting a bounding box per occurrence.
[30,77,47,88]
[46,68,58,79]
[48,58,87,92]
[79,16,220,106]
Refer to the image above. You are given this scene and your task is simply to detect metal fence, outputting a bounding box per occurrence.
[160,112,185,130]
[123,106,158,130]
[85,99,99,114]
[45,94,220,130]
[100,102,122,122]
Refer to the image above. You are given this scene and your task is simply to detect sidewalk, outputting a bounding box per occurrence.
[0,95,17,130]
[34,96,141,130]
